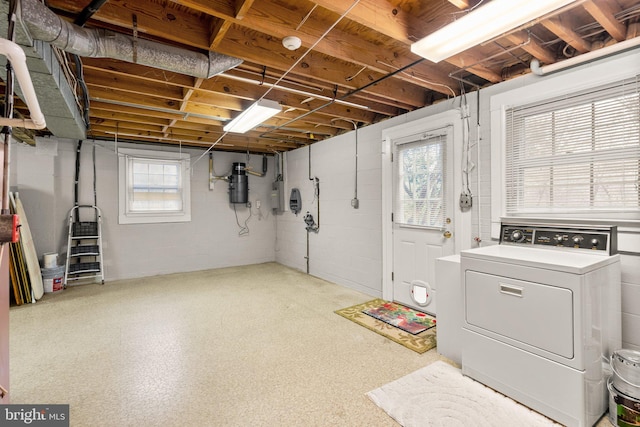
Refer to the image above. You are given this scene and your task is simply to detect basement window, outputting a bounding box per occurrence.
[505,76,639,218]
[118,148,191,224]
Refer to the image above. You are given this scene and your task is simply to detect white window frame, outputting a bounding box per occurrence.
[490,50,640,239]
[394,132,447,230]
[118,147,191,224]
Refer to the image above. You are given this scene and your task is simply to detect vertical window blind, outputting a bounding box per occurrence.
[394,133,446,228]
[505,75,640,216]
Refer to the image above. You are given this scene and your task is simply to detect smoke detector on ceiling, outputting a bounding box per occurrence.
[282,36,302,51]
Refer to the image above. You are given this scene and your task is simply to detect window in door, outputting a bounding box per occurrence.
[394,133,447,228]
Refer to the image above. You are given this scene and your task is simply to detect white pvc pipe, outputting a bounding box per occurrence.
[0,38,46,129]
[531,36,640,76]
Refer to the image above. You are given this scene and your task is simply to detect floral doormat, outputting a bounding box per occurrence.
[335,299,437,354]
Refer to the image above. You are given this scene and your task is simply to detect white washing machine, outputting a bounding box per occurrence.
[461,222,621,427]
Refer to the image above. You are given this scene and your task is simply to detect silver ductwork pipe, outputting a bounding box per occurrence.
[16,0,242,78]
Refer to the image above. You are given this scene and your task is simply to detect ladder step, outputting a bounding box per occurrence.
[69,262,101,275]
[73,221,98,237]
[65,205,105,285]
[70,245,100,257]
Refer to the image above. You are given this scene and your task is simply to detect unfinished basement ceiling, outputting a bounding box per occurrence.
[4,0,640,153]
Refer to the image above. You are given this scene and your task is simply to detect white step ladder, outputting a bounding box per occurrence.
[64,205,105,286]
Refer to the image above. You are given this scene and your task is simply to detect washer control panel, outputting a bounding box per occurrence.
[500,223,617,255]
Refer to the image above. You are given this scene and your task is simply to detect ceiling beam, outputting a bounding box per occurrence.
[309,0,502,83]
[541,15,592,53]
[234,0,255,19]
[583,0,626,42]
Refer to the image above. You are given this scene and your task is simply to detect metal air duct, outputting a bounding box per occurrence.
[16,0,243,79]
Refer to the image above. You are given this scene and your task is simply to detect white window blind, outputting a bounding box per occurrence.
[127,157,183,212]
[394,133,446,228]
[505,75,640,217]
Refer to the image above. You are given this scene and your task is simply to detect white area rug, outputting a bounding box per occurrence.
[367,361,562,427]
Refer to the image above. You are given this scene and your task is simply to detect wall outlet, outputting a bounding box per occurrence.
[459,193,472,209]
[256,200,261,209]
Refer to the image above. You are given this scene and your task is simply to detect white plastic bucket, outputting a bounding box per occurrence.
[41,265,65,293]
[608,377,640,427]
[43,252,58,269]
[612,349,640,400]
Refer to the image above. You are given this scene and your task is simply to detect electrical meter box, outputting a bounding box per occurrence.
[289,188,301,215]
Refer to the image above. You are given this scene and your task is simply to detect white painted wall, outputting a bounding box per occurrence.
[12,139,277,281]
[274,125,388,296]
[276,50,640,351]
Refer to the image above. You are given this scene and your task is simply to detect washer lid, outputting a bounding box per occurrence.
[460,244,619,274]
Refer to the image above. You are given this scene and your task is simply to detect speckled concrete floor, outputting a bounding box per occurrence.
[10,263,447,426]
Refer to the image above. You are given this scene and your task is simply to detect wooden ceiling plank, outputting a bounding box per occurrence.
[89,101,185,121]
[541,16,592,53]
[80,58,194,87]
[90,128,289,153]
[449,0,556,64]
[209,18,234,49]
[207,70,418,112]
[88,87,184,113]
[583,0,626,42]
[242,1,461,95]
[447,0,471,8]
[191,80,399,119]
[169,0,236,19]
[234,0,256,19]
[310,0,501,83]
[215,27,430,107]
[91,108,171,126]
[310,0,420,44]
[83,71,185,100]
[91,119,164,133]
[47,0,213,49]
[52,0,442,107]
[505,31,556,64]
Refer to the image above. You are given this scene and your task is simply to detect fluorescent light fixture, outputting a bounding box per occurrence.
[223,99,282,133]
[411,0,577,63]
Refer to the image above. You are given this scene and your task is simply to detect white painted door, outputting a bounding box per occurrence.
[392,128,454,315]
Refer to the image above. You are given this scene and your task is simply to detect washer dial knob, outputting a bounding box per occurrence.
[572,235,584,245]
[591,238,600,247]
[510,230,524,242]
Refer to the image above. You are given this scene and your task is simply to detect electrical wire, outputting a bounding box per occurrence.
[459,82,472,196]
[192,0,363,167]
[233,203,252,236]
[450,0,486,16]
[376,60,456,97]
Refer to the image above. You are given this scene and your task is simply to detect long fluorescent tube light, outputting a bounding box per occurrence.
[223,99,282,133]
[411,0,577,63]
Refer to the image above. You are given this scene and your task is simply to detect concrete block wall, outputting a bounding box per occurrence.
[12,139,277,281]
[275,123,391,297]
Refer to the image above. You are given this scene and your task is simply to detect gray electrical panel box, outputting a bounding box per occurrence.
[271,181,285,213]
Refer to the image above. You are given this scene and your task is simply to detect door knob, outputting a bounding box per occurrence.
[443,230,452,238]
